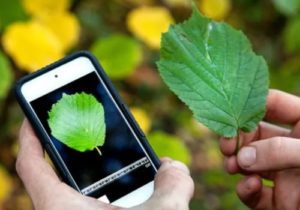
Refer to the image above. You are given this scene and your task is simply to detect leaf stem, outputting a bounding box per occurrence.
[95,147,102,156]
[235,130,240,155]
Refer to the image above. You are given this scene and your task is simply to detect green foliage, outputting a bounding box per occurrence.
[219,191,249,210]
[202,170,241,187]
[263,179,274,187]
[284,16,300,53]
[148,131,191,165]
[91,34,142,79]
[270,56,300,92]
[0,0,27,30]
[157,7,269,138]
[273,0,300,16]
[195,170,248,210]
[48,93,106,153]
[0,50,13,99]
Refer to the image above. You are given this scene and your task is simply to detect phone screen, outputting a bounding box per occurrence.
[29,71,157,202]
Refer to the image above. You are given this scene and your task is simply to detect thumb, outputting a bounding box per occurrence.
[145,159,194,210]
[237,137,300,171]
[16,120,62,202]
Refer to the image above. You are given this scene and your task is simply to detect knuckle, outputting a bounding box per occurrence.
[159,201,189,210]
[15,156,22,175]
[15,155,27,178]
[268,137,286,160]
[266,89,281,119]
[160,166,192,185]
[155,166,194,210]
[270,137,284,150]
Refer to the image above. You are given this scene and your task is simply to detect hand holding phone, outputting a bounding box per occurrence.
[15,52,162,207]
[16,120,194,210]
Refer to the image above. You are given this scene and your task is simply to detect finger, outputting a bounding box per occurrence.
[236,175,274,209]
[290,120,300,138]
[219,137,237,156]
[274,169,300,210]
[220,122,290,156]
[147,160,194,210]
[18,119,44,157]
[224,156,275,180]
[160,157,172,163]
[224,156,241,174]
[237,137,300,171]
[265,89,300,125]
[16,120,61,201]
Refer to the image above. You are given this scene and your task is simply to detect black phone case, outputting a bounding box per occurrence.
[15,51,160,194]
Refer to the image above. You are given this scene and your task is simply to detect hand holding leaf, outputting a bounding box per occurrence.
[157,7,269,149]
[48,93,106,156]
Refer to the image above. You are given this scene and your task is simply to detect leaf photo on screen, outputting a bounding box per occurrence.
[48,92,106,156]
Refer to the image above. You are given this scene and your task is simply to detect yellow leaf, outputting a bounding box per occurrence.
[22,0,70,17]
[0,166,12,202]
[127,6,174,49]
[38,12,80,51]
[2,21,64,72]
[198,0,231,20]
[130,107,151,134]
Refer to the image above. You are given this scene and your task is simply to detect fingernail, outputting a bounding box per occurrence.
[220,137,235,141]
[238,146,256,167]
[245,177,254,190]
[171,161,190,175]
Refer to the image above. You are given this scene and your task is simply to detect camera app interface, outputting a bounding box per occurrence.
[30,71,157,202]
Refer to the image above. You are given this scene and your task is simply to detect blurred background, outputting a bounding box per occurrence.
[0,0,300,209]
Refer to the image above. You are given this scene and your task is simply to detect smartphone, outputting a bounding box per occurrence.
[15,51,160,208]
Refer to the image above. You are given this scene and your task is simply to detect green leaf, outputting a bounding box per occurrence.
[0,50,13,99]
[148,131,191,165]
[273,0,300,17]
[283,16,300,53]
[157,7,269,138]
[0,0,27,31]
[48,93,106,154]
[91,34,142,79]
